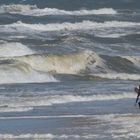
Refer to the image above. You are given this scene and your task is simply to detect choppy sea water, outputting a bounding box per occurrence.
[0,0,140,139]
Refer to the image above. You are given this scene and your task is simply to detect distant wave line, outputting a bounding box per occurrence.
[0,113,136,120]
[0,4,117,16]
[1,21,140,32]
[0,115,95,120]
[0,113,135,120]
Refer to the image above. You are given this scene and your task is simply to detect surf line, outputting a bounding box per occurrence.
[0,113,137,120]
[0,115,99,120]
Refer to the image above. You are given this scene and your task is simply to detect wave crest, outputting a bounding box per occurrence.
[1,21,140,34]
[11,50,106,74]
[25,7,117,16]
[0,4,117,16]
[0,42,34,57]
[0,4,37,13]
[0,60,57,84]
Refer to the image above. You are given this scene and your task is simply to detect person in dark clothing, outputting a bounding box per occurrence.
[134,85,140,108]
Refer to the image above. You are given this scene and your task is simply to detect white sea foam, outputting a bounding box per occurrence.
[96,113,140,139]
[0,68,58,84]
[92,73,140,80]
[0,107,33,112]
[0,4,37,13]
[0,61,58,84]
[0,133,100,139]
[95,33,128,38]
[24,7,117,16]
[0,42,34,57]
[0,92,134,112]
[0,114,140,139]
[0,21,139,40]
[1,21,140,34]
[0,114,97,120]
[0,4,117,16]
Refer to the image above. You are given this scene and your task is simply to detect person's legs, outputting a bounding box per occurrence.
[138,102,140,108]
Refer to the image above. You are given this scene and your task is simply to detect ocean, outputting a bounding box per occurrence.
[0,0,140,139]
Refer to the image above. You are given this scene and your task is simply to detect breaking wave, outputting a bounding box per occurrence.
[0,49,140,82]
[0,42,59,84]
[0,60,57,84]
[0,4,117,16]
[0,50,106,84]
[0,42,34,57]
[10,50,106,74]
[89,55,140,80]
[1,21,140,35]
